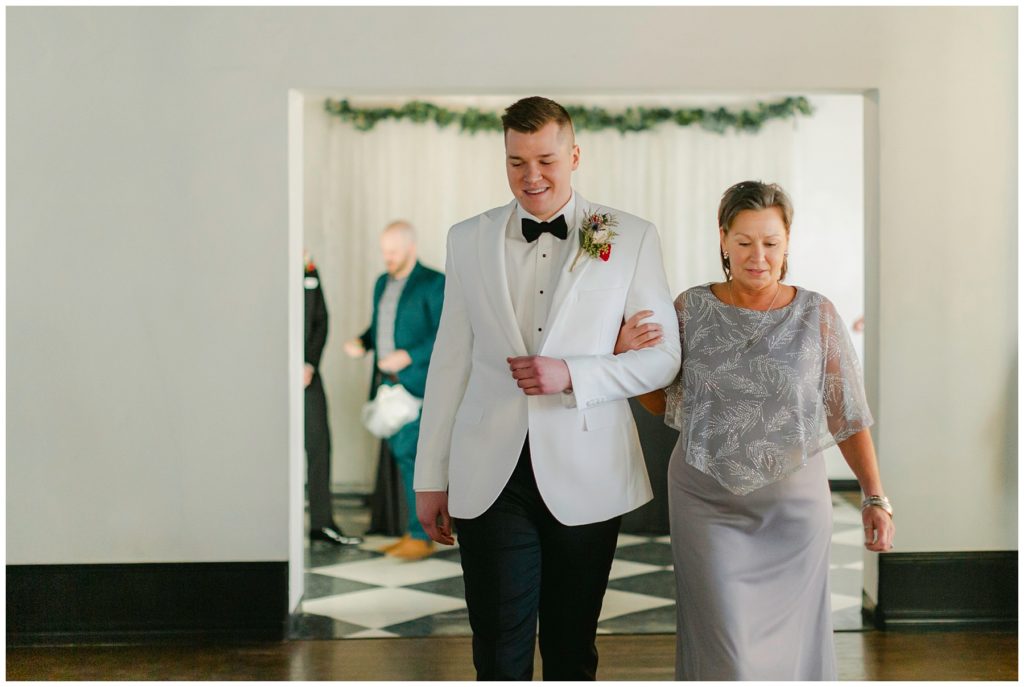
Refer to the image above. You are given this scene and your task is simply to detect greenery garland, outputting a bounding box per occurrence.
[324,97,813,135]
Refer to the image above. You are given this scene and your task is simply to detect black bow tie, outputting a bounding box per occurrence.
[521,214,569,242]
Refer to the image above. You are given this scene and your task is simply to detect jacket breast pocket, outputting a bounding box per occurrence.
[574,285,627,305]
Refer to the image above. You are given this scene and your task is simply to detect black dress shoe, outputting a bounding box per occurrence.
[310,526,363,546]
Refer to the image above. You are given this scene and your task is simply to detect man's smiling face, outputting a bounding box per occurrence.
[505,120,580,221]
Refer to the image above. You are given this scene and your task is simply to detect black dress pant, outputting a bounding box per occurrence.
[455,441,621,681]
[304,373,335,532]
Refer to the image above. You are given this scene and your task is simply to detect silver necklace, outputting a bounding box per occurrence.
[728,279,782,349]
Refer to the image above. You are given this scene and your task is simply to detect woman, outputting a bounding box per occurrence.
[615,181,894,680]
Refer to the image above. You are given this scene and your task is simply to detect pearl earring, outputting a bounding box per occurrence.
[723,251,729,259]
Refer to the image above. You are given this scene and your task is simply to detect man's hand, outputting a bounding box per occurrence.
[303,363,315,388]
[343,338,367,358]
[507,356,572,395]
[378,349,412,374]
[416,491,454,545]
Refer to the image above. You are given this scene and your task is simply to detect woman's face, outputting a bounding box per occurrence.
[720,207,789,290]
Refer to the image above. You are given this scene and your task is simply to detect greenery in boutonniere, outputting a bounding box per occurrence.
[570,211,619,272]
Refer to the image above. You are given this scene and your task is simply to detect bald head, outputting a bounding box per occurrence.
[383,220,416,244]
[380,220,418,278]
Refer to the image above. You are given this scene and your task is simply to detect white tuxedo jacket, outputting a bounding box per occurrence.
[413,194,681,525]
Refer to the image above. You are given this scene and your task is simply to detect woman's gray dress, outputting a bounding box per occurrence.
[664,285,872,681]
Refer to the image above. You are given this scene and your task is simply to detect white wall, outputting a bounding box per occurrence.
[7,7,1015,568]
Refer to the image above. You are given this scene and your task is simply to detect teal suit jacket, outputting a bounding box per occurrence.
[359,261,445,399]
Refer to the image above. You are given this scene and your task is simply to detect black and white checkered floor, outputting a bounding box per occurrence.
[291,494,866,639]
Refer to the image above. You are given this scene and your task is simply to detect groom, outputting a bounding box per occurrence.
[414,97,680,681]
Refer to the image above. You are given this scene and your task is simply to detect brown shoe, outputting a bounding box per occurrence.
[378,534,411,554]
[388,538,435,561]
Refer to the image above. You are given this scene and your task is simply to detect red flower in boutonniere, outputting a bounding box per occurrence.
[570,210,619,272]
[304,252,317,274]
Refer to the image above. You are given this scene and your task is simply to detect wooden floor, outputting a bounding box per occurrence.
[6,629,1018,680]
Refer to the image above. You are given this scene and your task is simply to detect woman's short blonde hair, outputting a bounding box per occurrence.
[717,180,794,281]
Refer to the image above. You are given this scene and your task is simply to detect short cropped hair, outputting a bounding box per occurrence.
[501,96,575,139]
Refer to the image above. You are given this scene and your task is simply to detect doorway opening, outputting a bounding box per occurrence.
[287,91,873,638]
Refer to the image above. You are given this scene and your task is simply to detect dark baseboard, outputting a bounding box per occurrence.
[863,551,1017,629]
[828,479,860,492]
[7,561,288,646]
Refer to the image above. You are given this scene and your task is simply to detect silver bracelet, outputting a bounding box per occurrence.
[861,495,893,518]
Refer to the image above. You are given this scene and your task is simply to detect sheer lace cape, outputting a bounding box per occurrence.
[664,284,872,495]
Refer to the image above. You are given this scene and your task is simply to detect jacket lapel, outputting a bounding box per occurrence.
[478,202,528,357]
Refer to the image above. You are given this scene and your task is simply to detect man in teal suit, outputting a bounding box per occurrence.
[345,220,445,559]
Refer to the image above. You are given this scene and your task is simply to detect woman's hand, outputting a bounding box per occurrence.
[615,310,664,354]
[862,506,895,552]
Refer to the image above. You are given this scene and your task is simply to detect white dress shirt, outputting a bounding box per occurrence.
[505,192,576,354]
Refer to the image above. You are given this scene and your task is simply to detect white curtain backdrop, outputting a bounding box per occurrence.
[302,94,862,491]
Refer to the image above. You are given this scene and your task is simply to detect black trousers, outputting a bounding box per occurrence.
[304,373,335,532]
[454,441,621,681]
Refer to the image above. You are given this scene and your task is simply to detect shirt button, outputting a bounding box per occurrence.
[538,328,542,332]
[539,290,544,294]
[542,253,547,258]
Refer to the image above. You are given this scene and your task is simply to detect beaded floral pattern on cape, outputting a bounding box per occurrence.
[664,284,872,495]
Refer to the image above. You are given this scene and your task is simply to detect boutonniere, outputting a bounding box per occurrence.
[569,209,619,272]
[304,252,316,274]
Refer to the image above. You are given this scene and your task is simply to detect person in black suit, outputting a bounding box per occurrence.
[305,252,362,546]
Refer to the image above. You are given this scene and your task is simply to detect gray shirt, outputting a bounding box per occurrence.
[375,274,409,360]
[665,284,872,495]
